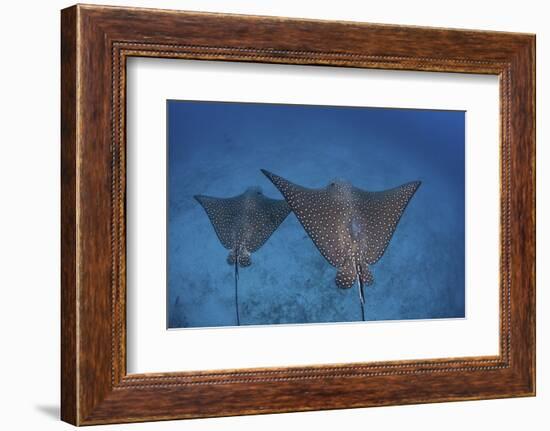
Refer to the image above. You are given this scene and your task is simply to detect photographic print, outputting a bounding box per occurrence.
[167,100,465,328]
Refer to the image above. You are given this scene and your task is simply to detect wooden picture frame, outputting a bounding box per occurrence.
[61,4,535,425]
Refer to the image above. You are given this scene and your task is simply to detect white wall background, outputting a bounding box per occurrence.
[0,0,546,429]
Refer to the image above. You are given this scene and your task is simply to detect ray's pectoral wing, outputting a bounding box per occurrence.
[261,170,348,267]
[246,199,291,252]
[194,194,242,250]
[355,181,421,264]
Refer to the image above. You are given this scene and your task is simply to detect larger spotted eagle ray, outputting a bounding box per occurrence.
[261,169,421,321]
[194,187,291,325]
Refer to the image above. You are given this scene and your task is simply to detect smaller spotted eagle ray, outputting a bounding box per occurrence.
[194,187,291,325]
[261,169,421,321]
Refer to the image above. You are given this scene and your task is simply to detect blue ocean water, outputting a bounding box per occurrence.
[167,100,465,328]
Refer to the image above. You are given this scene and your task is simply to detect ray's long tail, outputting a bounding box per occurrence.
[234,257,240,326]
[356,267,366,322]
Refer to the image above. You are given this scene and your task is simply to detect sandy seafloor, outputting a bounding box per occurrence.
[167,100,465,328]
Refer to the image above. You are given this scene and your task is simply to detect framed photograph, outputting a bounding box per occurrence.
[61,4,535,425]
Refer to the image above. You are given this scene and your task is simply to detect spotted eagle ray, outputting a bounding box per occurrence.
[194,187,291,325]
[261,169,421,321]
